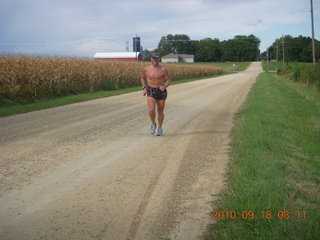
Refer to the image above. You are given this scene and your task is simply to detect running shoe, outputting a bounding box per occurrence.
[157,128,163,136]
[150,123,157,134]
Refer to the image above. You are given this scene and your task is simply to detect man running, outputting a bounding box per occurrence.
[141,53,170,136]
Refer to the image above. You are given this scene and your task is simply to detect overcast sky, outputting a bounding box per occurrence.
[0,0,319,57]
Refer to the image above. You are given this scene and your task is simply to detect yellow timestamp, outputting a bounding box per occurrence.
[211,210,308,220]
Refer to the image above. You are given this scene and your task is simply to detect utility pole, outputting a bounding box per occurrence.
[266,48,269,72]
[310,0,316,66]
[282,35,285,66]
[276,44,279,72]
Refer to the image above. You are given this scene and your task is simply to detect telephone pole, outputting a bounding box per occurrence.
[276,44,279,72]
[282,35,285,66]
[266,48,269,72]
[310,0,316,66]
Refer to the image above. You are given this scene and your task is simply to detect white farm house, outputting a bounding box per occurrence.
[161,54,194,63]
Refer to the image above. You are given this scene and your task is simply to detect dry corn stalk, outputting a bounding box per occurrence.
[0,56,222,102]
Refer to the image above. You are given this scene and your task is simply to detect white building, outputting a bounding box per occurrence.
[161,53,194,63]
[94,52,142,61]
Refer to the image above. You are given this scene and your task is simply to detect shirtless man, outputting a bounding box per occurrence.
[141,53,170,136]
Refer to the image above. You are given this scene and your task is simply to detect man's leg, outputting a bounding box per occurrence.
[147,97,157,124]
[157,100,166,128]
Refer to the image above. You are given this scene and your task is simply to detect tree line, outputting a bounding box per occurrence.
[262,35,320,63]
[145,34,261,62]
[145,34,318,63]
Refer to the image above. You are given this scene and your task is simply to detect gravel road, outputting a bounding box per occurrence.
[0,62,262,240]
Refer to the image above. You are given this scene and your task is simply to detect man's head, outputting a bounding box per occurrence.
[151,53,160,66]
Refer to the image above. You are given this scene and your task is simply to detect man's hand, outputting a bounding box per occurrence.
[159,86,166,91]
[143,88,147,96]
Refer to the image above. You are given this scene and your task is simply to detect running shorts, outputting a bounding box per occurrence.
[146,87,167,100]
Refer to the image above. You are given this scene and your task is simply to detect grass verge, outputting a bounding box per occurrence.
[0,87,141,117]
[208,72,320,240]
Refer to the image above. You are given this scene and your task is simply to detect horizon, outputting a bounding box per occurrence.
[1,0,319,58]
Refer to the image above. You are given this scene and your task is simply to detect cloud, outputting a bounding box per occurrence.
[0,0,318,56]
[247,19,263,26]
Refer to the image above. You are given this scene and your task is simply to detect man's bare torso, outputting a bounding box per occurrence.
[144,65,166,88]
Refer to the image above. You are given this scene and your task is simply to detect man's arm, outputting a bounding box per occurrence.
[141,68,147,87]
[162,68,170,89]
[141,68,148,96]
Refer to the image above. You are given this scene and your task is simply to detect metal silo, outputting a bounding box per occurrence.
[133,35,141,52]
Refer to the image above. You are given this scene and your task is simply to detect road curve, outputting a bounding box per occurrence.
[0,62,262,240]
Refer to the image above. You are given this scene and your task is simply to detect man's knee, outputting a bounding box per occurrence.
[157,109,164,115]
[149,109,156,114]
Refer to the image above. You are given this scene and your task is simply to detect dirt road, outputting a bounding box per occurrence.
[0,62,262,240]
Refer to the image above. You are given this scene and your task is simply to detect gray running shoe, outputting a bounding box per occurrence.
[157,128,163,136]
[150,124,157,134]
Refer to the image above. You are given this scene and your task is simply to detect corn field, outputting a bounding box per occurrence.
[0,56,222,103]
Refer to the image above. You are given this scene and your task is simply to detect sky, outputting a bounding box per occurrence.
[0,0,319,57]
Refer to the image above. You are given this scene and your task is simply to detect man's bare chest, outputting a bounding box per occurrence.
[147,68,164,80]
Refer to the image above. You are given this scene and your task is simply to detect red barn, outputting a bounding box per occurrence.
[94,52,142,61]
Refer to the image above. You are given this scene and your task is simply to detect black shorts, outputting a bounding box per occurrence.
[147,87,167,100]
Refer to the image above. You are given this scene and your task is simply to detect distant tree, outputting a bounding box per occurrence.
[268,35,318,62]
[195,38,221,62]
[221,35,260,61]
[233,35,260,61]
[143,51,153,61]
[156,34,196,56]
[221,40,235,61]
[269,38,282,61]
[155,34,260,62]
[301,41,320,62]
[291,35,311,61]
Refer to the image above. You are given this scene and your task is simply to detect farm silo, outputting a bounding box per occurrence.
[133,36,141,52]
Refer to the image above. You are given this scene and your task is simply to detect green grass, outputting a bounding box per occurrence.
[262,61,281,72]
[0,87,141,117]
[209,72,320,240]
[262,61,309,72]
[262,61,320,91]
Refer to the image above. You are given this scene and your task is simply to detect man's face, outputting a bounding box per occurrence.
[151,57,160,66]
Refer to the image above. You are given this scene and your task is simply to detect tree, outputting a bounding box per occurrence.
[221,39,236,61]
[233,35,260,61]
[154,34,261,62]
[156,34,196,56]
[195,38,221,62]
[301,41,320,62]
[268,35,318,62]
[220,35,260,61]
[269,38,282,61]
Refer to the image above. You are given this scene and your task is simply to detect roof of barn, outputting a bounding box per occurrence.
[94,52,140,58]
